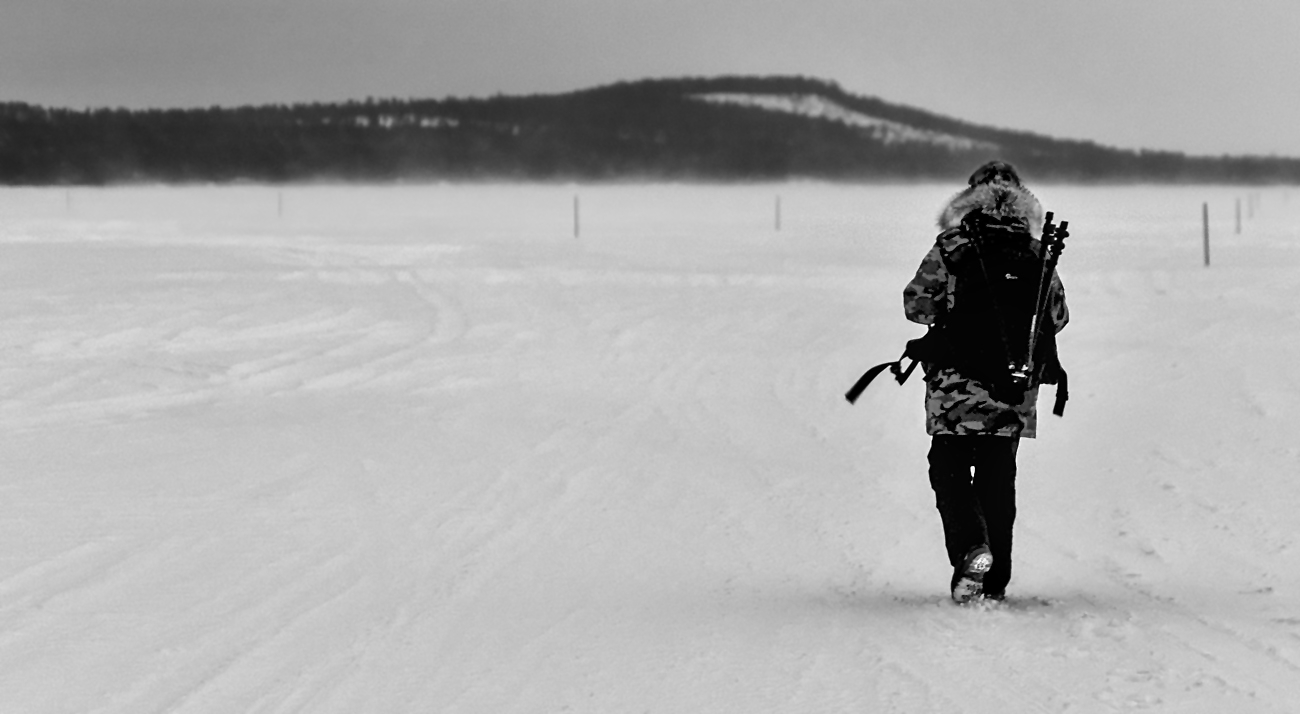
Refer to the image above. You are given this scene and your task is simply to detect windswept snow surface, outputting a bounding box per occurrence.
[1,183,1299,712]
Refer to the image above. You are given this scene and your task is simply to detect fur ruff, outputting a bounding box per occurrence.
[938,182,1044,239]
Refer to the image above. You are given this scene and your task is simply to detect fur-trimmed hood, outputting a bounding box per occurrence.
[938,182,1044,239]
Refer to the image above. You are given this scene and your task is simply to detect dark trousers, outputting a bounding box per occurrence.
[927,435,1019,595]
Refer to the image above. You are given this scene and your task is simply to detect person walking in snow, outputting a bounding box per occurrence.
[902,160,1069,603]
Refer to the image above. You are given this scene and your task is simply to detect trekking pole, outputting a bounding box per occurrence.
[1021,212,1068,385]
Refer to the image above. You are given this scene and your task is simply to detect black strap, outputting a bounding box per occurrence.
[1052,368,1069,417]
[845,353,918,405]
[848,347,1067,420]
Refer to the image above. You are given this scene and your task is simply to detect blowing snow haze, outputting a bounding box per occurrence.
[3,76,1299,185]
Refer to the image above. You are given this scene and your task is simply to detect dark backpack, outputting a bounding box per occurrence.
[847,210,1069,416]
[922,211,1063,403]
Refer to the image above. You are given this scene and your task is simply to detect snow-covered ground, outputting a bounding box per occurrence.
[1,182,1298,712]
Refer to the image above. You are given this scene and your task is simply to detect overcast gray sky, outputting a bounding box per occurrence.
[2,0,1296,156]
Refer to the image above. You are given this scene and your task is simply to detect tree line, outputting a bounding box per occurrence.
[2,76,1297,184]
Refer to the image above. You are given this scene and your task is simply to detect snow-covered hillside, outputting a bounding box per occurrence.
[693,92,999,151]
[0,183,1297,712]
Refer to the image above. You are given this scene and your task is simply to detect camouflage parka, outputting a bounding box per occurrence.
[903,182,1069,439]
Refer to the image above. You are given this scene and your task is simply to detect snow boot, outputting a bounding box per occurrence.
[951,545,993,604]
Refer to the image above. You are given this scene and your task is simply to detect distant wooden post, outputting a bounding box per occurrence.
[1235,197,1241,234]
[775,195,782,232]
[1203,202,1210,267]
[573,195,580,238]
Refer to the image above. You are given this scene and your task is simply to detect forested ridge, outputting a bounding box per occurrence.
[2,75,1297,184]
